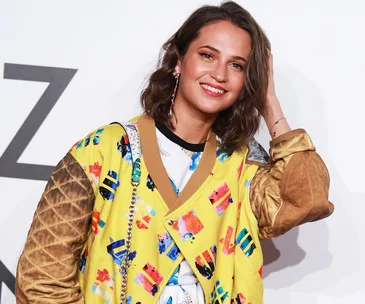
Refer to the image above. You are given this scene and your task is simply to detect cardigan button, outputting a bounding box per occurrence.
[167,220,174,226]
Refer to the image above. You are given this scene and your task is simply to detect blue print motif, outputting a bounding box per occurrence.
[216,149,230,162]
[189,152,202,170]
[236,228,256,257]
[73,128,104,151]
[211,280,229,304]
[107,238,136,266]
[166,264,180,286]
[76,140,83,149]
[99,170,120,200]
[93,128,104,145]
[146,174,156,191]
[84,137,91,147]
[158,232,181,261]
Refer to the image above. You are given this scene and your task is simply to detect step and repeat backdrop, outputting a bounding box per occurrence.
[1,0,364,303]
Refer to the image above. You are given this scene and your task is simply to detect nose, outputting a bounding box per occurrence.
[210,62,228,83]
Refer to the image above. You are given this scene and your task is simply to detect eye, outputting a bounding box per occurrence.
[231,62,243,71]
[200,52,213,60]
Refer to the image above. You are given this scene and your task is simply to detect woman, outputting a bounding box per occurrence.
[15,2,334,304]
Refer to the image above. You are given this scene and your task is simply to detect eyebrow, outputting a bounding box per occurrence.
[198,45,247,62]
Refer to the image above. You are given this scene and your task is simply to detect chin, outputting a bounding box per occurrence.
[199,108,224,116]
[196,102,232,116]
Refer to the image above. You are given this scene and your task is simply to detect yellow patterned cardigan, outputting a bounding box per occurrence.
[15,114,334,304]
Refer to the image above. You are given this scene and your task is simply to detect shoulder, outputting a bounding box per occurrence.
[70,123,126,153]
[67,122,134,169]
[67,115,143,162]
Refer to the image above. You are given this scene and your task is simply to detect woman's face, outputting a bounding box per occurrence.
[175,20,252,117]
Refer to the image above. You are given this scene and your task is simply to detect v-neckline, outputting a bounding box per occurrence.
[138,114,217,216]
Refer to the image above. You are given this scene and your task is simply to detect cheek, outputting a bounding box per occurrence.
[183,58,209,80]
[230,73,245,94]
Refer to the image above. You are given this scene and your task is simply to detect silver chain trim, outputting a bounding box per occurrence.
[119,122,141,304]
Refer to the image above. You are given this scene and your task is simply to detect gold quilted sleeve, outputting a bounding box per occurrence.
[15,154,95,303]
[249,129,334,239]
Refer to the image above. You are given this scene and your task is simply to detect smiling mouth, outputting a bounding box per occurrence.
[200,84,226,96]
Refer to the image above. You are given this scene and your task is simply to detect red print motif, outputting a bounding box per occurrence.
[89,162,102,177]
[171,210,204,242]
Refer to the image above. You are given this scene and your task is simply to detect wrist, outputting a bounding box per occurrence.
[261,98,284,126]
[261,97,292,138]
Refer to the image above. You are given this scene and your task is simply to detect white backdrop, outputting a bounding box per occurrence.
[0,0,364,303]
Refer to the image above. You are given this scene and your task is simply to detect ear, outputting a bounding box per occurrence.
[175,58,182,74]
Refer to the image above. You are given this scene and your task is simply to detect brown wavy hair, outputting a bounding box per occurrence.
[141,1,271,153]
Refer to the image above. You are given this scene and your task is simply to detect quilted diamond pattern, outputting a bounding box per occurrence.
[16,154,95,303]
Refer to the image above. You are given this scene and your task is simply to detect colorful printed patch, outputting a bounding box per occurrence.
[84,136,91,147]
[135,262,163,296]
[96,269,114,291]
[69,129,104,153]
[209,183,234,216]
[126,296,133,304]
[195,245,217,280]
[169,210,204,242]
[76,140,83,150]
[91,268,114,304]
[236,228,256,257]
[219,226,235,255]
[231,293,251,304]
[124,197,156,230]
[158,232,180,261]
[89,161,102,187]
[216,148,230,162]
[146,174,156,191]
[211,280,229,303]
[93,128,104,145]
[99,170,120,200]
[91,210,105,236]
[107,238,136,266]
[91,282,112,304]
[117,134,132,164]
[209,182,229,203]
[78,248,88,273]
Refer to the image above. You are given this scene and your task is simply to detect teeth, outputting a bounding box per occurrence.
[201,84,224,94]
